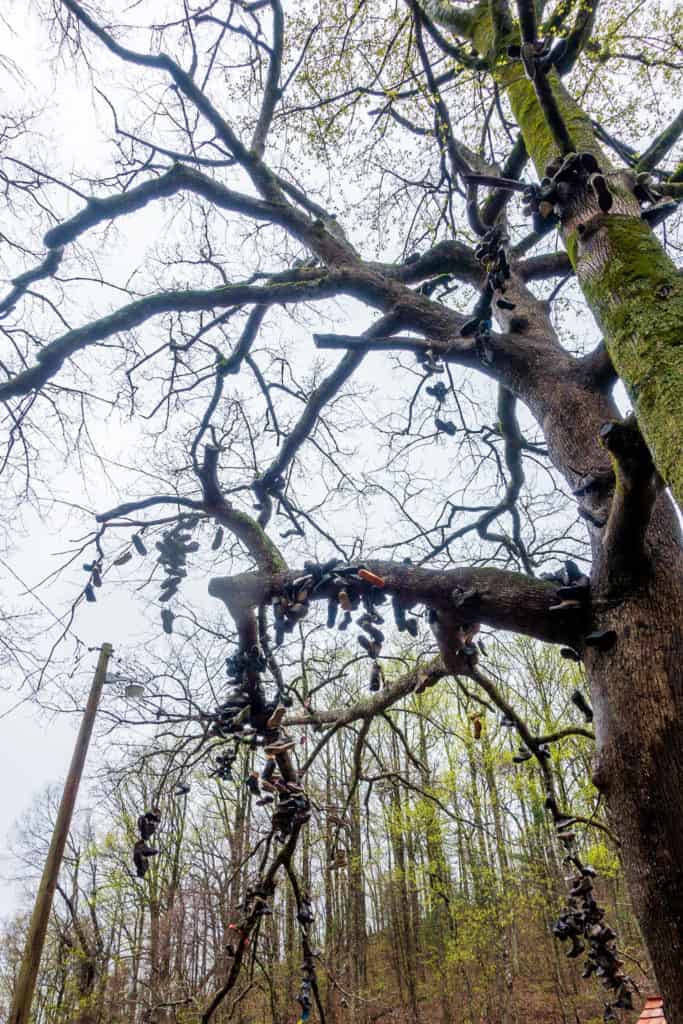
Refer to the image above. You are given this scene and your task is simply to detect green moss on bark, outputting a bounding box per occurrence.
[499,65,606,173]
[573,215,683,508]
[430,2,683,508]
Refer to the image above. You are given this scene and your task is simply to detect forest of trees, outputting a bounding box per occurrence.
[0,0,682,1021]
[1,641,648,1024]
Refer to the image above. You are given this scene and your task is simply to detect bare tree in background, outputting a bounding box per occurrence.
[1,0,683,1019]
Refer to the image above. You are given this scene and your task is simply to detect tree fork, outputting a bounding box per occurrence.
[501,63,683,513]
[425,0,683,511]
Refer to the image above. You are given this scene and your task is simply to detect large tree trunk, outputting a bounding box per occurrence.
[431,10,683,1016]
[525,361,683,1017]
[504,69,683,511]
[415,10,683,1002]
[589,564,683,1018]
[515,294,683,1019]
[426,1,683,510]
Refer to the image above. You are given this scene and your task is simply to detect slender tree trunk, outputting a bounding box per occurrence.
[348,786,368,1024]
[481,731,516,1024]
[388,777,421,1024]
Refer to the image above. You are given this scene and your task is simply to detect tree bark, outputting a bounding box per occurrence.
[416,6,683,1015]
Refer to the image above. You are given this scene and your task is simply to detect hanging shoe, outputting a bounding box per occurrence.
[584,630,617,651]
[550,599,583,612]
[556,581,590,600]
[138,843,159,858]
[571,688,594,722]
[264,736,296,755]
[567,937,585,958]
[266,703,287,730]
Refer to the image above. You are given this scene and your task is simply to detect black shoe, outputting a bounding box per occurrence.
[567,938,585,958]
[584,630,617,651]
[571,688,594,722]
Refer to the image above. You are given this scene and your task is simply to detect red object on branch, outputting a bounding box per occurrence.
[358,569,385,587]
[228,923,250,944]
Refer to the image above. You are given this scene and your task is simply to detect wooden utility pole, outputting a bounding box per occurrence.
[9,642,113,1024]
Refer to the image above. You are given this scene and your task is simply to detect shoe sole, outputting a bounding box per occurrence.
[264,741,295,755]
[266,706,286,730]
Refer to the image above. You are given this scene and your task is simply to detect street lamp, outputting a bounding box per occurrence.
[105,671,146,700]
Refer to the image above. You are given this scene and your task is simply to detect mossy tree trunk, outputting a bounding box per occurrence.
[423,5,683,1014]
[431,0,683,513]
[502,72,683,1024]
[504,69,683,513]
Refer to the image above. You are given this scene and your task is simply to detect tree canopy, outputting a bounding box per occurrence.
[1,0,683,1021]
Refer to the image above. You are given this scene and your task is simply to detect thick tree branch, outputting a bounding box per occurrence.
[209,561,584,647]
[515,0,537,44]
[490,0,514,52]
[60,0,281,202]
[250,0,284,158]
[41,164,298,251]
[0,247,64,319]
[0,274,344,401]
[637,108,683,173]
[481,134,530,226]
[421,0,480,39]
[199,445,286,575]
[474,386,532,572]
[598,415,662,586]
[518,251,573,281]
[96,495,204,522]
[287,659,446,730]
[554,0,601,75]
[417,1,488,68]
[527,66,576,156]
[382,239,482,287]
[576,339,617,393]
